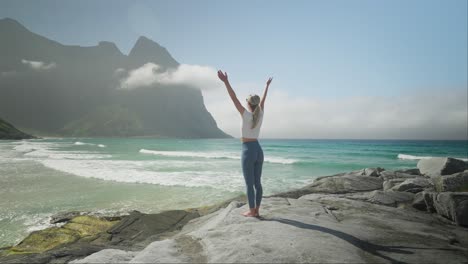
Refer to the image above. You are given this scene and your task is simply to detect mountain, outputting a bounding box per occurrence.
[0,117,35,139]
[0,18,231,138]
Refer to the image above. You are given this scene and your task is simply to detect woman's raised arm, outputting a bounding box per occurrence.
[260,77,273,110]
[218,70,245,115]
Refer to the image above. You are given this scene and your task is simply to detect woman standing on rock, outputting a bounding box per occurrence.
[217,70,273,217]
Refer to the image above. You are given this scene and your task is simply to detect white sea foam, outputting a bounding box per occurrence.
[264,157,299,165]
[398,154,468,161]
[75,141,107,148]
[23,213,57,233]
[11,140,112,160]
[25,150,112,160]
[39,159,244,191]
[74,141,92,146]
[9,140,243,189]
[139,149,299,164]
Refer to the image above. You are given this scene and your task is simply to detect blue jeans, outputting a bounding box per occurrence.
[241,140,264,209]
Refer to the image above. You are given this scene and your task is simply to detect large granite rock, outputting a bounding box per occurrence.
[363,167,385,177]
[432,192,468,227]
[391,177,433,193]
[272,170,384,198]
[106,210,199,248]
[417,158,466,177]
[70,249,137,264]
[379,171,420,181]
[347,190,415,207]
[50,211,82,224]
[394,168,421,175]
[432,171,468,192]
[383,179,405,191]
[4,216,118,255]
[0,210,201,263]
[412,192,427,211]
[75,196,468,263]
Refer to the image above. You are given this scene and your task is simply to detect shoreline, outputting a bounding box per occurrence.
[1,157,467,263]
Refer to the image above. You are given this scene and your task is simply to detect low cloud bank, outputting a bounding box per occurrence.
[117,63,219,90]
[206,89,467,140]
[21,59,56,71]
[117,63,467,140]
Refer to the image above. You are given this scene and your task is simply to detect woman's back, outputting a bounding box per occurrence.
[241,109,263,139]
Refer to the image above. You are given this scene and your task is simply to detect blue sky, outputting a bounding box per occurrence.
[1,0,466,97]
[1,0,467,139]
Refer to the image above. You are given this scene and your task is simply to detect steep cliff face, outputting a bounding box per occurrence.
[0,117,35,139]
[0,18,231,138]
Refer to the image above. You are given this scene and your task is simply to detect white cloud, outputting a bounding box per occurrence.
[203,87,468,140]
[116,63,467,140]
[117,63,220,90]
[21,59,56,71]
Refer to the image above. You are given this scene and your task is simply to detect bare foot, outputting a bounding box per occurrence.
[242,210,256,217]
[254,207,260,217]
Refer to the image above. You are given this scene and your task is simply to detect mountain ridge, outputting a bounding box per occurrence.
[0,17,231,138]
[0,117,35,139]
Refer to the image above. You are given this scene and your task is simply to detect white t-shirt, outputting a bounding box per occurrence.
[241,108,263,138]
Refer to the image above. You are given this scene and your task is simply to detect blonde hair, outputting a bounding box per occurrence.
[247,94,261,129]
[251,104,262,129]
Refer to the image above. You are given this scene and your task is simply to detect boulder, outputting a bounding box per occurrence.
[432,171,468,192]
[391,177,433,193]
[380,171,419,181]
[363,167,385,177]
[350,190,414,207]
[423,191,436,213]
[395,168,421,175]
[432,192,468,227]
[383,179,405,191]
[412,192,427,211]
[272,173,384,198]
[417,157,466,177]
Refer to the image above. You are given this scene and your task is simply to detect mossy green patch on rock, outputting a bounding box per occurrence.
[63,215,119,237]
[3,216,119,256]
[7,227,80,254]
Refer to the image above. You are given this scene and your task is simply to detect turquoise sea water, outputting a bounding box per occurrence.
[0,137,467,247]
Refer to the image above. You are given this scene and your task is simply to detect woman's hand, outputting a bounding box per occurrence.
[217,70,229,83]
[261,77,272,109]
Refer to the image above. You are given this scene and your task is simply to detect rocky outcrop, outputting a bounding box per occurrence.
[411,191,468,227]
[348,190,415,207]
[432,192,468,226]
[432,171,468,192]
[271,169,384,198]
[0,195,246,263]
[412,192,428,211]
[50,211,82,224]
[391,177,433,193]
[74,195,468,264]
[417,157,467,177]
[3,215,119,258]
[0,117,35,140]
